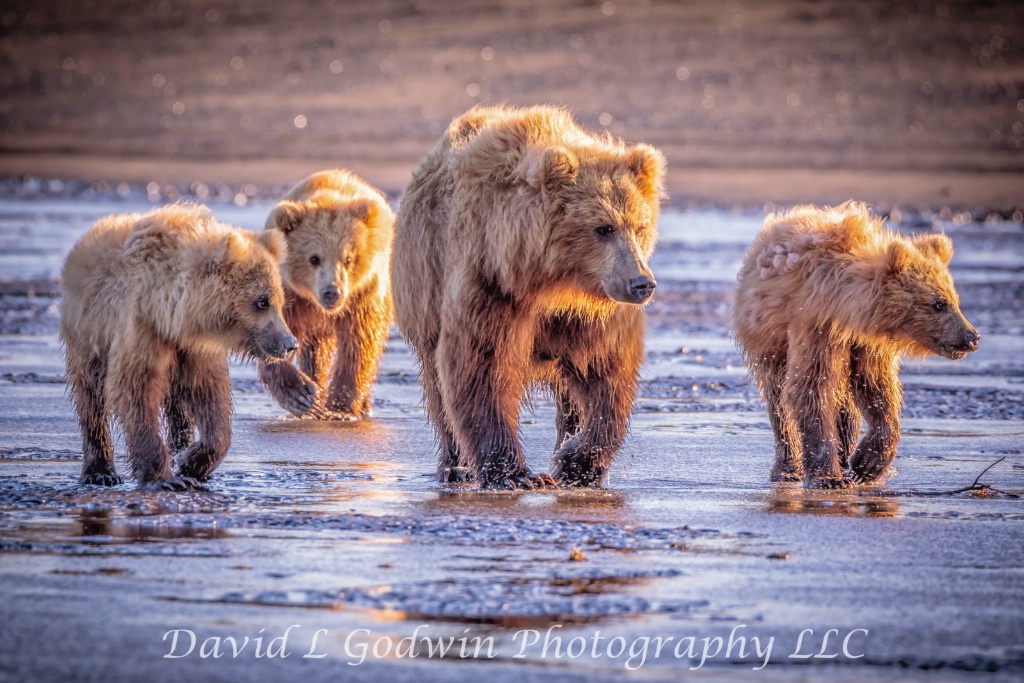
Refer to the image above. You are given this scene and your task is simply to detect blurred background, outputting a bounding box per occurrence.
[1,0,1021,209]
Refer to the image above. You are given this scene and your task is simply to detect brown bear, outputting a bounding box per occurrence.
[258,169,395,419]
[732,202,980,488]
[60,203,296,489]
[392,105,665,489]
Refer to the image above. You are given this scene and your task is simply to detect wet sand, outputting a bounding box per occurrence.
[1,197,1022,681]
[1,0,1023,209]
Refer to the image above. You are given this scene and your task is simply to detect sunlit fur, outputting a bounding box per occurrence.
[60,203,292,488]
[732,201,979,488]
[259,169,395,418]
[392,104,665,489]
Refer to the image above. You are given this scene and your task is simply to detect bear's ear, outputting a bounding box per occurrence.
[626,143,666,200]
[271,200,305,234]
[214,231,246,267]
[349,198,379,226]
[518,146,579,194]
[885,240,914,276]
[913,233,953,265]
[257,229,287,263]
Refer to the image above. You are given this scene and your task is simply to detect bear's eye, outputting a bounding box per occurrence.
[309,255,321,267]
[932,300,948,312]
[595,224,615,237]
[344,256,353,267]
[254,294,270,311]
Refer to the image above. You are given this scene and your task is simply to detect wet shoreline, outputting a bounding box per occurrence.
[1,195,1023,681]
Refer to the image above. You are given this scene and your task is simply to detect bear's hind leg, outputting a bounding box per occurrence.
[784,330,854,489]
[553,381,582,453]
[421,351,470,483]
[108,336,181,488]
[174,351,233,482]
[69,354,122,486]
[757,352,802,482]
[849,345,901,483]
[837,400,862,472]
[438,305,554,490]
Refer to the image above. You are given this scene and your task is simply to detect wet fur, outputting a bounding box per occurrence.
[391,105,665,489]
[258,169,394,418]
[60,203,290,488]
[732,202,979,488]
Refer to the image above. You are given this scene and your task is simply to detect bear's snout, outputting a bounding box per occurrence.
[956,328,980,353]
[627,275,657,304]
[280,332,299,356]
[251,324,298,361]
[320,284,341,307]
[260,331,298,361]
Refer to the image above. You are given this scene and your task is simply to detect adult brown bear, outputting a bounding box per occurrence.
[392,105,665,489]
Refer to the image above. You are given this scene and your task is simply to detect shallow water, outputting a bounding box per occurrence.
[1,196,1022,682]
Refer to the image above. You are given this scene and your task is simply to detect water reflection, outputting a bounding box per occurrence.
[766,485,899,518]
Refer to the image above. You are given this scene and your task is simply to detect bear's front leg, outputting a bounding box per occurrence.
[326,288,390,418]
[784,329,854,489]
[550,355,639,488]
[850,346,902,483]
[174,351,233,482]
[258,358,322,417]
[165,349,196,454]
[547,309,644,488]
[108,335,196,490]
[437,301,555,490]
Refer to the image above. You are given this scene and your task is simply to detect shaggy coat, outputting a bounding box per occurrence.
[60,204,295,489]
[392,105,665,489]
[259,169,394,419]
[732,202,979,488]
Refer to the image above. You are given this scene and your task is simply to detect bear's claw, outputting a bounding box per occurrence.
[807,476,856,490]
[769,467,803,483]
[139,476,205,492]
[80,471,124,487]
[483,469,559,491]
[438,466,474,484]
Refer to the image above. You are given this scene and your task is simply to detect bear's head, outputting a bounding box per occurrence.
[209,229,297,361]
[880,233,979,359]
[521,142,665,306]
[269,193,392,313]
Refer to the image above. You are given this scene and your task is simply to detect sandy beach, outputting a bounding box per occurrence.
[1,0,1022,209]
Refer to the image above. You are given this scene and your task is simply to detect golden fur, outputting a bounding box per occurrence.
[732,202,979,487]
[60,203,294,488]
[259,169,394,418]
[392,104,665,489]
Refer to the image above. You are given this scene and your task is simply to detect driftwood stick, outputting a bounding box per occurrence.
[859,456,1018,498]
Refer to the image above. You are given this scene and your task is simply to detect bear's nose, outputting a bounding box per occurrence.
[962,329,980,352]
[321,285,340,305]
[628,276,657,303]
[281,333,299,355]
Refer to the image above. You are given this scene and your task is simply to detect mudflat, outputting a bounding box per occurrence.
[0,0,1022,209]
[1,199,1022,681]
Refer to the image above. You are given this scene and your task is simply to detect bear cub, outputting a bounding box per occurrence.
[259,169,395,419]
[60,204,295,489]
[732,202,979,488]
